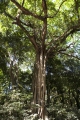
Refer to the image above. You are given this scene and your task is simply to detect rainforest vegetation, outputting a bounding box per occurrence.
[0,0,80,119]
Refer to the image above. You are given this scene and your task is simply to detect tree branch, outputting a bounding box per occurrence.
[22,0,25,7]
[11,0,45,21]
[47,23,80,54]
[42,0,47,15]
[57,42,74,53]
[59,52,80,60]
[47,0,67,18]
[41,19,47,48]
[16,19,34,28]
[4,11,34,28]
[40,0,47,48]
[13,19,38,51]
[74,0,79,20]
[4,11,15,20]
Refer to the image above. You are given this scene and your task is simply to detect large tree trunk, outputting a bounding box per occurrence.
[33,50,47,120]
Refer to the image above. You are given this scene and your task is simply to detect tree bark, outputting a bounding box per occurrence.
[33,50,47,120]
[9,60,17,88]
[9,59,18,89]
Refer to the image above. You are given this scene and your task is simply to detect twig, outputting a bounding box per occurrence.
[47,0,67,18]
[4,11,15,20]
[47,23,80,55]
[59,52,80,60]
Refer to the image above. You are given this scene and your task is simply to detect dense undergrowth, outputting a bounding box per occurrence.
[0,89,80,120]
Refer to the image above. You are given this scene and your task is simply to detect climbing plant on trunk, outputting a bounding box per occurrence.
[1,0,80,119]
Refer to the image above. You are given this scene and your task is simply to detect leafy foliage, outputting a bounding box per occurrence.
[0,0,10,13]
[0,89,33,120]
